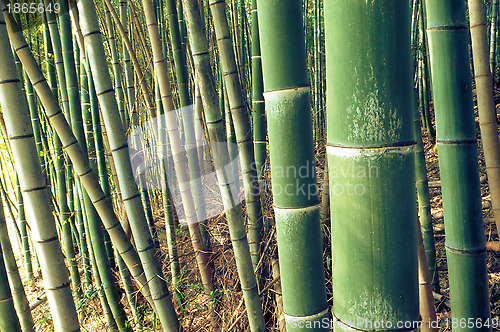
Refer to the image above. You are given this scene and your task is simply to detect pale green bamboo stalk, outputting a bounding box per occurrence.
[76,0,179,329]
[43,10,82,297]
[250,0,266,191]
[15,175,33,282]
[326,1,419,329]
[491,0,498,75]
[0,9,80,331]
[258,0,329,330]
[425,0,491,327]
[105,4,127,127]
[81,57,131,332]
[468,0,500,243]
[0,236,21,332]
[209,0,263,270]
[181,0,266,330]
[4,14,155,310]
[140,0,217,318]
[0,188,35,332]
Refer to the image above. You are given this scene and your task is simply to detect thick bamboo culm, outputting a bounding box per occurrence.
[326,1,419,329]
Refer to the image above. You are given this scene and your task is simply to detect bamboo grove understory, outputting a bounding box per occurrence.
[0,0,499,331]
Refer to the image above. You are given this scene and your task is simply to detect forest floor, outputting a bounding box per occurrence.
[21,94,500,331]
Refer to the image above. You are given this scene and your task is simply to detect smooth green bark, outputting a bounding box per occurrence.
[425,0,491,328]
[258,1,329,330]
[326,1,419,330]
[0,10,80,331]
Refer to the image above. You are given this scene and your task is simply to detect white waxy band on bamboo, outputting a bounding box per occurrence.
[327,144,416,158]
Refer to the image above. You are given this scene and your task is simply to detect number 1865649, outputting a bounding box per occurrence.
[6,2,60,14]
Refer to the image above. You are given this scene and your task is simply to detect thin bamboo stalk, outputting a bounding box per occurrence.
[425,0,492,327]
[181,0,267,330]
[0,188,35,332]
[0,234,22,332]
[208,0,263,271]
[139,0,216,325]
[468,0,500,244]
[76,0,179,328]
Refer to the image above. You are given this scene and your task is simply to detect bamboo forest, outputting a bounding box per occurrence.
[1,0,500,331]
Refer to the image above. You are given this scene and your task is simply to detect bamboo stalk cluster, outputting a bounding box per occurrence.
[0,0,497,331]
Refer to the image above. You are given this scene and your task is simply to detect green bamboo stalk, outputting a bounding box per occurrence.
[77,60,93,291]
[490,0,498,75]
[181,1,267,330]
[74,184,92,290]
[93,0,155,119]
[85,218,118,332]
[59,1,80,254]
[239,0,247,90]
[165,0,208,241]
[119,0,133,125]
[0,187,35,332]
[468,0,500,246]
[194,83,206,166]
[86,61,116,270]
[0,184,21,251]
[0,235,21,332]
[425,0,491,328]
[250,0,266,189]
[326,1,419,329]
[105,4,127,127]
[313,0,320,143]
[76,0,179,329]
[0,10,80,330]
[81,58,131,332]
[43,9,82,297]
[209,0,264,270]
[24,71,45,173]
[414,80,439,294]
[258,1,329,330]
[4,14,156,310]
[116,252,140,323]
[418,1,435,143]
[16,173,33,282]
[495,3,500,87]
[416,219,438,332]
[83,53,137,317]
[140,0,218,320]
